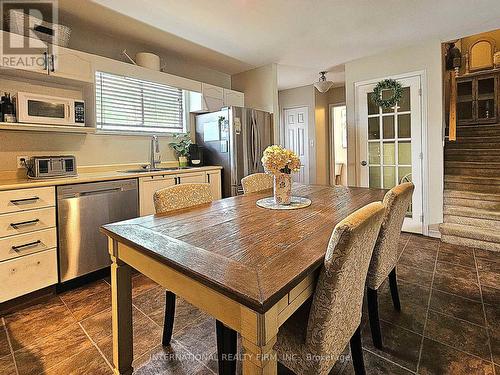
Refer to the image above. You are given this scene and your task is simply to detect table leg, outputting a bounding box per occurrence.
[241,336,278,375]
[110,251,133,375]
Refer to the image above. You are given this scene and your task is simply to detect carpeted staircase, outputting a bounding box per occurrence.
[440,123,500,251]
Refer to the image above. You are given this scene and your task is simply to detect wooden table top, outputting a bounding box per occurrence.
[102,185,386,313]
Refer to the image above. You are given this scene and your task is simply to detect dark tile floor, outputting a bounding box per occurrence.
[0,234,498,374]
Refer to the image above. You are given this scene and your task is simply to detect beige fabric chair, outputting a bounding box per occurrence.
[153,183,214,351]
[365,182,414,349]
[275,202,385,375]
[153,183,213,214]
[241,173,273,194]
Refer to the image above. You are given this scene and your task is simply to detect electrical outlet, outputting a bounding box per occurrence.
[16,156,28,169]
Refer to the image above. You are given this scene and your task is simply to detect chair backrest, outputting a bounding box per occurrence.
[153,183,213,214]
[241,173,274,194]
[306,202,385,355]
[366,182,414,290]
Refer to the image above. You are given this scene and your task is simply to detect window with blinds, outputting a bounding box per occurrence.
[95,71,185,133]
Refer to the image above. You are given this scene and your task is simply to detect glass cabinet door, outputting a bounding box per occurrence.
[476,76,496,121]
[456,79,474,123]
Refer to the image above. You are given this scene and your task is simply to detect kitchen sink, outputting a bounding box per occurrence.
[119,167,193,173]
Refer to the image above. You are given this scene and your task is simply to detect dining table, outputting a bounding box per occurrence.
[101,184,387,375]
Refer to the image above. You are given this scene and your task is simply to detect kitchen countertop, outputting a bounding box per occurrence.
[0,165,223,191]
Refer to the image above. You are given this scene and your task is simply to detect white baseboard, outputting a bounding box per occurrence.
[428,224,442,239]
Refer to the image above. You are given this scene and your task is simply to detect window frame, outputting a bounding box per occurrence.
[94,71,188,136]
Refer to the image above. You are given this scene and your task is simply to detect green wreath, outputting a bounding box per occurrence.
[371,79,403,109]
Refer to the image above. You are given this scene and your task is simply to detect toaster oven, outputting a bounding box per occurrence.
[26,156,77,179]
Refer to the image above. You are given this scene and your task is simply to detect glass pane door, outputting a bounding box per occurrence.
[367,86,413,216]
[457,80,473,122]
[357,75,423,233]
[477,77,495,120]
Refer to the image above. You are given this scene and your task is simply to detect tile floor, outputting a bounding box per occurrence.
[0,234,498,375]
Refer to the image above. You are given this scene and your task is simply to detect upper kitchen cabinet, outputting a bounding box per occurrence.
[0,30,93,84]
[189,84,244,113]
[190,83,224,113]
[0,31,49,75]
[50,46,94,83]
[223,89,245,107]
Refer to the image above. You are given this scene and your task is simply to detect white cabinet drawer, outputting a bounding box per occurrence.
[178,172,207,184]
[0,187,55,214]
[0,207,56,238]
[0,248,58,302]
[0,228,57,262]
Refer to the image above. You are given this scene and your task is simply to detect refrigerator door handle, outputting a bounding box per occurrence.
[250,110,260,173]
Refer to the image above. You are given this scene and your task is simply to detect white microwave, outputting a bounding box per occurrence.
[16,92,85,126]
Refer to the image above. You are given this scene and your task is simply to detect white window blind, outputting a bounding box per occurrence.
[95,71,184,133]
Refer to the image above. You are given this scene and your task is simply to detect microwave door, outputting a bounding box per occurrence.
[16,92,79,126]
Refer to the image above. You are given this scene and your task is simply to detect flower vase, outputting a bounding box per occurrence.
[179,156,188,167]
[274,173,292,205]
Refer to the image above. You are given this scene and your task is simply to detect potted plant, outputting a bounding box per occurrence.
[169,132,192,167]
[261,145,301,205]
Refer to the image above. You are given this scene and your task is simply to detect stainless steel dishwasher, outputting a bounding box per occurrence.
[57,179,138,282]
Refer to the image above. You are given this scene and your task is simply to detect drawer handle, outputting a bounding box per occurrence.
[10,197,40,204]
[12,240,42,251]
[10,219,40,228]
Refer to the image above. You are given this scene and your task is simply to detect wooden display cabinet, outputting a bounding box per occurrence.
[456,71,498,125]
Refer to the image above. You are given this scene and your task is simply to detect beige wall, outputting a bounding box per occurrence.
[232,64,279,141]
[345,39,444,231]
[59,12,232,88]
[231,64,278,113]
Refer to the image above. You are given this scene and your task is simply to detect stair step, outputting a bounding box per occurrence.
[440,223,500,251]
[441,234,500,252]
[446,142,500,149]
[444,175,500,185]
[444,196,500,210]
[445,161,500,168]
[444,206,500,221]
[444,182,500,194]
[444,189,500,202]
[454,136,500,143]
[445,148,500,155]
[444,215,499,230]
[456,124,500,136]
[445,166,500,178]
[445,149,500,162]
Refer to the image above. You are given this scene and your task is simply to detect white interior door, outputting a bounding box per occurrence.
[356,75,423,233]
[284,107,309,183]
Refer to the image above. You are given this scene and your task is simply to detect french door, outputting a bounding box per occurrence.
[357,75,423,233]
[284,107,309,183]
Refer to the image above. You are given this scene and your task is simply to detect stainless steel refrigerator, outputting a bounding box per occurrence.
[195,107,273,197]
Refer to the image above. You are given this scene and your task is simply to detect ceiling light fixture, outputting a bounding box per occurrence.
[314,71,334,93]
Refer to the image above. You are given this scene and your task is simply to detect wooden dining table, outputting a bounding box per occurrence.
[101,184,386,375]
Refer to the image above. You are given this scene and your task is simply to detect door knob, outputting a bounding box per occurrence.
[361,160,367,166]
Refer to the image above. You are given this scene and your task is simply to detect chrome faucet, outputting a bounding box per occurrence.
[150,135,161,169]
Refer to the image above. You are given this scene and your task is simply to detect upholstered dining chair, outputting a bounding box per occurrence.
[154,183,213,213]
[274,201,385,375]
[241,172,273,194]
[366,182,414,349]
[153,183,214,347]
